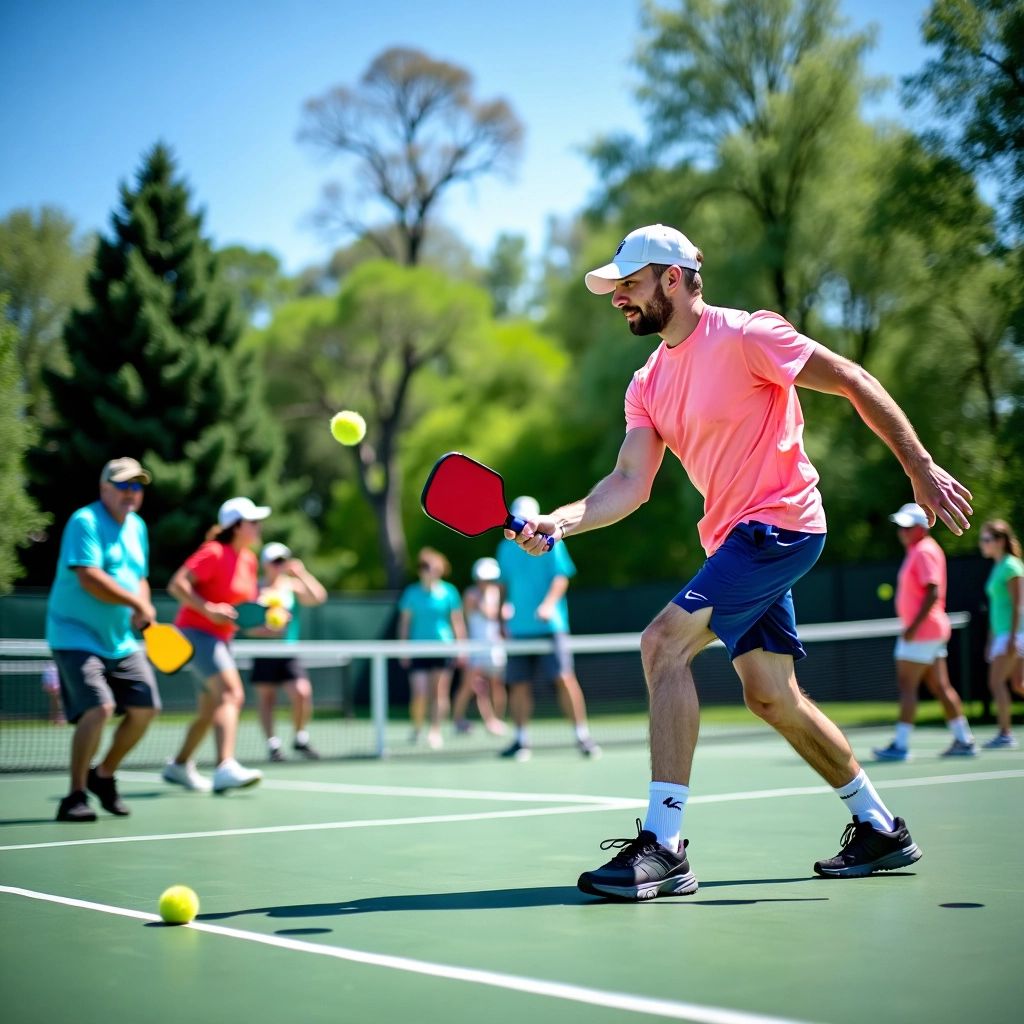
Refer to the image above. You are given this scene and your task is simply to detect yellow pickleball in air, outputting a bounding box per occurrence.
[330,410,366,446]
[877,583,894,601]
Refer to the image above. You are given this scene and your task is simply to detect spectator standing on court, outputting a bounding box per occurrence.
[508,224,973,897]
[249,542,328,762]
[162,497,267,793]
[451,556,508,737]
[873,502,976,761]
[45,457,161,821]
[396,547,466,750]
[496,496,600,762]
[978,518,1024,749]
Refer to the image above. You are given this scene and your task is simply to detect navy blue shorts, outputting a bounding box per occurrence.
[672,522,825,662]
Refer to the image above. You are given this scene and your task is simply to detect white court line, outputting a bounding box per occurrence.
[116,771,629,804]
[0,885,816,1024]
[3,769,1020,854]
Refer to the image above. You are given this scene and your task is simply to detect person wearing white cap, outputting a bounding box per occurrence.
[508,222,974,898]
[496,497,600,761]
[248,542,328,762]
[450,557,509,737]
[163,496,271,793]
[872,503,976,762]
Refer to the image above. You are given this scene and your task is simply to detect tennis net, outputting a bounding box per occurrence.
[0,614,971,772]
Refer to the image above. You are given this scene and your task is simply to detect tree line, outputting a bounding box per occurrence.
[2,0,1021,595]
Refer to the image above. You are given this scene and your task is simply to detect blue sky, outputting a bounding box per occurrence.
[0,1,931,274]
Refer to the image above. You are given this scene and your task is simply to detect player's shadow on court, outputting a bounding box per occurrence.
[199,878,825,920]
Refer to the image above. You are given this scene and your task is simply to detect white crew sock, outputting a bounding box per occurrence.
[643,781,689,852]
[835,770,895,832]
[267,736,282,751]
[948,716,972,744]
[574,723,591,742]
[295,729,310,746]
[894,722,913,749]
[515,726,530,746]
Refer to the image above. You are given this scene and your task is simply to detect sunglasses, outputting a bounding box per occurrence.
[110,480,144,492]
[979,535,996,542]
[418,562,437,571]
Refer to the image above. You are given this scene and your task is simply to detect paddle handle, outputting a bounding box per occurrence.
[507,516,555,551]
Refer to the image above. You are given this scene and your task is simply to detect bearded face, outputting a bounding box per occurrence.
[623,278,674,336]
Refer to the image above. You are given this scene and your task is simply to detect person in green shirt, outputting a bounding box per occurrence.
[979,519,1024,749]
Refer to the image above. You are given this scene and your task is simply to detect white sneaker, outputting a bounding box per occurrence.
[212,758,262,793]
[162,759,212,793]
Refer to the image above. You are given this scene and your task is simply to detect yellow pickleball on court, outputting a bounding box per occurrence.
[158,885,200,924]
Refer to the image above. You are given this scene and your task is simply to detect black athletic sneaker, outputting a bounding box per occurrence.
[87,767,130,816]
[269,746,285,763]
[56,791,96,822]
[813,815,922,878]
[499,739,532,762]
[577,819,699,900]
[293,740,320,760]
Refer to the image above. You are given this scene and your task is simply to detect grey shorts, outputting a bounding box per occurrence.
[51,649,160,725]
[181,628,237,686]
[505,633,574,687]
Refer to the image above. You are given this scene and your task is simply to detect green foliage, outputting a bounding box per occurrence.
[0,295,50,593]
[24,144,305,586]
[906,0,1024,232]
[0,206,92,422]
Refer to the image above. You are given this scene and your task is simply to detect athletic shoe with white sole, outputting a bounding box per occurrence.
[499,739,532,762]
[813,815,922,878]
[872,742,910,762]
[212,758,262,793]
[162,759,212,792]
[577,819,698,900]
[578,736,602,758]
[56,790,96,822]
[940,738,978,757]
[982,732,1019,750]
[87,766,130,816]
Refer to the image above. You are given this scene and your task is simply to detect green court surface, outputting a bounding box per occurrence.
[2,727,1021,1024]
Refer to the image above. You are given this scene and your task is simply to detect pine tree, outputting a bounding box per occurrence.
[25,144,302,586]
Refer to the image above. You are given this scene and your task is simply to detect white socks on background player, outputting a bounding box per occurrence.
[644,781,689,852]
[893,716,972,751]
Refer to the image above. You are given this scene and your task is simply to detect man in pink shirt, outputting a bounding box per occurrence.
[507,224,974,898]
[873,502,977,762]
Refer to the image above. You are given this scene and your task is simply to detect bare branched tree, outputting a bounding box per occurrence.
[300,47,524,265]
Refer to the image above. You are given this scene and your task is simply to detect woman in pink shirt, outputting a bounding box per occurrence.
[507,223,974,898]
[163,497,269,794]
[872,502,976,761]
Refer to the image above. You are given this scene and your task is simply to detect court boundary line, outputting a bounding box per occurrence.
[2,769,1020,854]
[0,884,817,1024]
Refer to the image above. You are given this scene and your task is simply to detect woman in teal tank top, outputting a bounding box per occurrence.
[979,519,1024,749]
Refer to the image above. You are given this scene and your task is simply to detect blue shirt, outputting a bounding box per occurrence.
[497,538,576,637]
[45,502,149,658]
[398,581,461,641]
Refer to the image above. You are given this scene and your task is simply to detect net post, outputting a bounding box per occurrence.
[957,614,971,702]
[370,653,389,757]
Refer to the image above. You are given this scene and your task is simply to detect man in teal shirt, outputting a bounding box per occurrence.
[496,496,600,761]
[46,458,162,821]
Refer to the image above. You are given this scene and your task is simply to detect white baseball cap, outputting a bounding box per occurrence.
[585,224,702,294]
[261,542,292,564]
[218,496,271,528]
[472,557,501,581]
[510,495,540,520]
[889,502,930,528]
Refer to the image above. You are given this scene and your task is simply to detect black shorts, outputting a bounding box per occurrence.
[505,633,575,687]
[408,656,453,672]
[250,657,306,685]
[51,649,161,725]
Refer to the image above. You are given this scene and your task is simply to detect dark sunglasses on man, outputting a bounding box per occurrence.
[110,480,145,492]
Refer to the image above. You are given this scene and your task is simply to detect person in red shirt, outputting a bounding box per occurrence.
[873,502,977,762]
[162,497,269,793]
